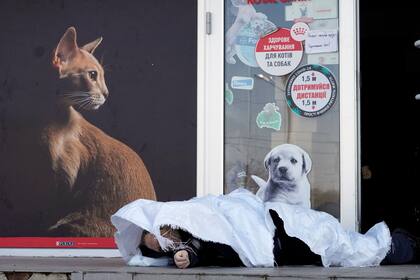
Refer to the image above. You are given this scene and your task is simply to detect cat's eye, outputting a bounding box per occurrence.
[88,71,98,81]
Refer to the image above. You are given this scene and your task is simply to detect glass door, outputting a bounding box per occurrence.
[197,0,358,229]
[224,0,341,218]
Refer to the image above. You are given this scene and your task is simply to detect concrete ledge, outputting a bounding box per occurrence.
[1,257,420,280]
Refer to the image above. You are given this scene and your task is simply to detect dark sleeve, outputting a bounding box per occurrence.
[139,244,171,259]
[270,209,321,266]
[173,237,203,267]
[173,231,244,267]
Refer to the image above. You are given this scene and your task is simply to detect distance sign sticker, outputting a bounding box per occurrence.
[285,64,337,118]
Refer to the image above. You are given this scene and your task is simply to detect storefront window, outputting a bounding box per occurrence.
[224,0,340,217]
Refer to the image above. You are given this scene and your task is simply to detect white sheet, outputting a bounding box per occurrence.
[111,189,391,267]
[265,202,391,267]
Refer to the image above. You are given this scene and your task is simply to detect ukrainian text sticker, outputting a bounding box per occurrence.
[256,103,282,131]
[255,28,303,76]
[231,76,254,90]
[290,22,310,42]
[233,18,277,67]
[285,0,338,22]
[307,52,338,65]
[285,1,314,23]
[305,29,338,54]
[310,0,338,20]
[309,19,338,30]
[285,64,337,118]
[225,83,234,105]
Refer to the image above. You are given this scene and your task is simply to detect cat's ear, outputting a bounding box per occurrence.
[82,37,103,54]
[53,27,78,66]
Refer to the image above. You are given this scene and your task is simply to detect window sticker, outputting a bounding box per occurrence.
[307,52,338,65]
[305,29,338,54]
[290,22,310,42]
[225,1,275,67]
[309,19,338,30]
[285,64,337,118]
[231,76,255,90]
[285,0,338,22]
[285,3,314,23]
[234,18,277,67]
[255,28,303,76]
[225,83,234,105]
[256,103,282,131]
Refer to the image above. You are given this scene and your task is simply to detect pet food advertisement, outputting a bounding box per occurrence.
[224,0,341,217]
[0,0,197,248]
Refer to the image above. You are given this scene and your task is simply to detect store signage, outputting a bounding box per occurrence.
[255,28,303,76]
[285,64,337,117]
[307,52,338,65]
[305,29,338,54]
[225,83,234,105]
[309,19,338,30]
[285,0,338,21]
[290,22,310,41]
[231,76,254,90]
[248,0,310,4]
[256,103,282,131]
[235,19,276,67]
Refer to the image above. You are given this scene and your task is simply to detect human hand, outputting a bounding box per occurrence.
[174,250,190,269]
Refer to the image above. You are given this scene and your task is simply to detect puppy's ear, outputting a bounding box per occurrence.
[263,152,272,169]
[301,150,312,175]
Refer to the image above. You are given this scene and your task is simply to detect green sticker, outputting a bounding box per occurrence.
[256,103,282,131]
[225,83,234,105]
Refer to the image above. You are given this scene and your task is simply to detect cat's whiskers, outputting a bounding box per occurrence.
[62,92,93,110]
[62,92,92,105]
[63,95,88,103]
[62,91,104,110]
[82,97,96,110]
[78,98,92,110]
[63,91,91,96]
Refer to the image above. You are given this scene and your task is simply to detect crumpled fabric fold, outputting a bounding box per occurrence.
[111,188,391,267]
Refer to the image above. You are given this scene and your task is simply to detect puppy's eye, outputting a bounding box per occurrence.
[290,158,297,164]
[273,157,280,163]
[88,70,98,81]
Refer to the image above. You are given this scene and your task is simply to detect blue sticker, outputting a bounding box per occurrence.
[231,76,254,90]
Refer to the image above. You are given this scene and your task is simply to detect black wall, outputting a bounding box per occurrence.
[360,2,420,234]
[0,0,197,201]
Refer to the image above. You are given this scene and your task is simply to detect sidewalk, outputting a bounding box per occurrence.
[0,257,419,280]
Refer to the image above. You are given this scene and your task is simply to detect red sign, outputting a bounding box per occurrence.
[0,237,116,248]
[248,0,310,4]
[255,28,303,76]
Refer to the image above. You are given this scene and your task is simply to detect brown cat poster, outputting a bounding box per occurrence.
[0,0,197,249]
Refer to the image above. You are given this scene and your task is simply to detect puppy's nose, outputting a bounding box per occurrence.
[278,167,288,174]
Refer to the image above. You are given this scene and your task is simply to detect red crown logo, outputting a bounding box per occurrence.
[293,27,307,36]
